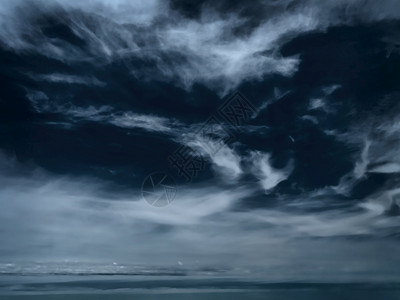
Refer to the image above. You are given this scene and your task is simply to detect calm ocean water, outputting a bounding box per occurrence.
[1,275,400,300]
[1,264,399,299]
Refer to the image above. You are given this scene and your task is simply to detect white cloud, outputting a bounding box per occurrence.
[30,73,106,86]
[251,87,291,118]
[109,112,181,133]
[209,146,243,180]
[322,84,341,95]
[3,0,399,94]
[185,135,243,181]
[155,12,304,95]
[300,114,319,124]
[354,139,371,179]
[326,93,400,201]
[308,97,336,114]
[369,162,400,174]
[25,98,183,134]
[248,151,293,191]
[309,98,326,110]
[0,152,399,281]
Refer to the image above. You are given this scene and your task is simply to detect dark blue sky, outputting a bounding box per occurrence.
[0,0,400,282]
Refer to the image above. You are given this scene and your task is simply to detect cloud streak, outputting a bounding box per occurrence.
[3,0,400,94]
[0,152,399,281]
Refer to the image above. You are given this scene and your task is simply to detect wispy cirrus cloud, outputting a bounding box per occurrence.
[3,0,400,94]
[248,151,293,191]
[26,98,183,134]
[29,73,106,86]
[0,152,399,281]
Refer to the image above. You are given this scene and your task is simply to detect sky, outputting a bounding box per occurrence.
[0,0,400,282]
